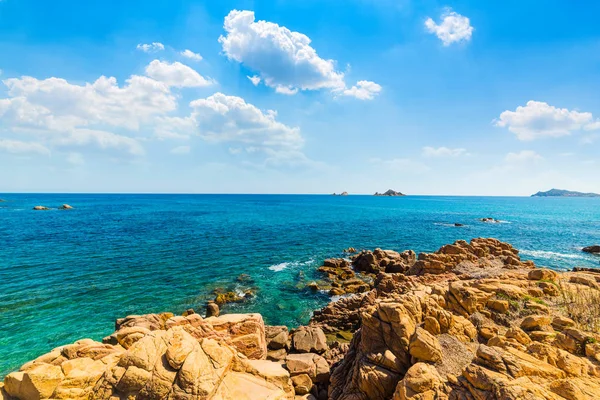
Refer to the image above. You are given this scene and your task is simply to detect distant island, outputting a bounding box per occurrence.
[531,188,600,198]
[332,191,349,196]
[374,189,405,197]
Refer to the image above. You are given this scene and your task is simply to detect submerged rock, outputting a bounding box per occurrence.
[33,205,50,210]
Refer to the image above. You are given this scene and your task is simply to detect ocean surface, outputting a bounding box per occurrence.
[1,194,599,377]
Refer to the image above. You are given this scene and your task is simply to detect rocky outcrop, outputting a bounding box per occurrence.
[59,204,74,210]
[32,206,50,210]
[582,245,600,254]
[4,238,600,400]
[374,190,405,196]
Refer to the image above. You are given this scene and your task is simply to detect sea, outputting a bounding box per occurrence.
[1,194,599,377]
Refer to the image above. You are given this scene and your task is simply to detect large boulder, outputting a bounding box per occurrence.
[204,313,267,360]
[291,326,327,354]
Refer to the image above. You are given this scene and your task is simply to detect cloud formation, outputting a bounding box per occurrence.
[145,60,213,88]
[219,10,380,100]
[136,42,165,53]
[219,10,345,93]
[0,139,50,155]
[495,100,598,140]
[342,81,382,100]
[180,49,202,61]
[425,9,473,46]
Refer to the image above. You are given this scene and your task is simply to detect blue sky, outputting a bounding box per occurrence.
[0,0,599,195]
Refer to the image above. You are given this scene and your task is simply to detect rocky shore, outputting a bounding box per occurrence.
[3,238,600,399]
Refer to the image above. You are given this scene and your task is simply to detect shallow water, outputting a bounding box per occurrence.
[1,194,599,377]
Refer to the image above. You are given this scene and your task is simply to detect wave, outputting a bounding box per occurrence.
[268,257,315,272]
[520,249,586,261]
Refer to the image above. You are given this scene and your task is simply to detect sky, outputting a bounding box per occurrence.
[0,0,599,195]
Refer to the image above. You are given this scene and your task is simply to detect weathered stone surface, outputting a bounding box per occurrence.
[205,313,267,360]
[408,328,442,363]
[291,326,327,354]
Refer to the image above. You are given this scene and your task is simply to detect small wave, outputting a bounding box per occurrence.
[268,257,315,272]
[520,249,586,260]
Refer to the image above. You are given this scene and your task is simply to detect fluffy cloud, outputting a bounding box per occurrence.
[0,62,194,155]
[425,9,473,46]
[180,49,202,61]
[422,146,467,157]
[189,92,303,149]
[505,150,543,163]
[0,139,50,155]
[219,10,346,93]
[342,81,382,100]
[136,42,165,53]
[145,60,213,88]
[495,101,596,140]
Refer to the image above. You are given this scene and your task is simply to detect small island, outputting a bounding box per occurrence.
[374,189,405,196]
[532,188,600,197]
[332,192,349,196]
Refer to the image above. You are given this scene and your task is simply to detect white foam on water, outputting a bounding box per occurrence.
[520,249,586,260]
[268,257,316,272]
[268,262,290,272]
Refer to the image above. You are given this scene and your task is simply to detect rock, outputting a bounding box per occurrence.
[285,353,330,383]
[454,223,464,227]
[392,363,443,400]
[206,301,220,317]
[480,217,501,223]
[582,245,600,254]
[343,247,357,253]
[552,316,575,331]
[306,281,319,291]
[291,326,328,354]
[266,326,289,350]
[374,189,405,196]
[214,291,244,305]
[205,313,268,360]
[520,315,552,331]
[528,268,558,281]
[59,204,74,210]
[291,374,313,395]
[4,363,64,399]
[32,206,50,210]
[408,328,442,363]
[487,299,509,313]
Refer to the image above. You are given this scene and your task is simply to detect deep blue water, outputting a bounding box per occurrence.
[1,194,599,377]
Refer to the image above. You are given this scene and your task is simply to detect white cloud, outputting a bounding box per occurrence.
[145,60,213,88]
[0,62,196,155]
[422,146,467,157]
[584,121,600,131]
[247,75,261,86]
[180,49,202,61]
[219,10,346,93]
[275,86,299,95]
[170,145,191,154]
[67,152,85,165]
[425,9,473,46]
[342,80,382,100]
[189,92,303,150]
[136,42,165,53]
[0,139,50,155]
[505,150,543,163]
[495,101,595,141]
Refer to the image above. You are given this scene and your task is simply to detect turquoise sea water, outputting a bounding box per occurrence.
[1,194,599,377]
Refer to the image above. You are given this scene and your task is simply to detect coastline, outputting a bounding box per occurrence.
[3,238,600,399]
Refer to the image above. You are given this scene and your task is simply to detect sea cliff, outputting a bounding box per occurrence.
[2,238,600,400]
